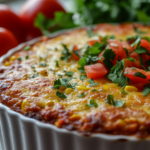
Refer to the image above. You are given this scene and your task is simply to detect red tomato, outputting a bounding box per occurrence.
[19,0,65,41]
[0,28,18,56]
[71,45,80,60]
[123,67,148,83]
[122,41,133,52]
[87,40,100,47]
[108,39,127,64]
[84,63,108,79]
[140,39,150,51]
[0,5,26,43]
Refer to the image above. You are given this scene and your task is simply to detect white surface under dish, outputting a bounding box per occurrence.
[0,27,150,150]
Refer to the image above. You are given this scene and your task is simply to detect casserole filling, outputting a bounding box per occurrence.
[1,23,150,138]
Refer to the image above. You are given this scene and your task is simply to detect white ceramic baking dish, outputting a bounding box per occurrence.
[0,28,150,150]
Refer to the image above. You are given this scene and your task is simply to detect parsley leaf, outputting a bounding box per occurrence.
[60,44,72,61]
[105,95,125,107]
[28,73,39,78]
[91,89,103,92]
[121,89,128,94]
[56,91,67,98]
[85,99,98,107]
[80,74,87,81]
[17,57,23,61]
[134,72,147,79]
[108,60,128,87]
[131,36,141,47]
[25,55,29,59]
[87,78,99,87]
[78,92,85,97]
[87,27,95,37]
[38,63,47,67]
[143,83,150,96]
[24,45,31,51]
[64,71,74,77]
[55,61,59,67]
[53,78,74,89]
[102,49,116,70]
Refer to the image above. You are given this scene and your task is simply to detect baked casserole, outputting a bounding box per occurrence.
[1,23,150,140]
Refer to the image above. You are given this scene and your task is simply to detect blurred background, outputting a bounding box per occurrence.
[0,0,150,56]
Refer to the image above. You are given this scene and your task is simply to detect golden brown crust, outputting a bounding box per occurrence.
[1,23,150,138]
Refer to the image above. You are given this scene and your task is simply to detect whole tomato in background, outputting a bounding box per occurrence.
[0,5,26,43]
[19,0,65,41]
[0,27,18,56]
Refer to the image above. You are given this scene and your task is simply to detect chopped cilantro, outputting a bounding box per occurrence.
[134,47,149,54]
[80,74,87,81]
[121,89,128,94]
[28,73,39,78]
[24,45,31,51]
[102,49,116,70]
[64,71,74,77]
[131,36,141,47]
[78,92,85,98]
[138,54,146,69]
[145,59,150,66]
[56,91,67,98]
[60,44,71,61]
[143,84,150,96]
[87,27,95,37]
[134,27,146,34]
[55,61,59,67]
[132,67,136,70]
[50,68,55,71]
[87,78,99,87]
[17,57,23,61]
[25,55,29,59]
[53,78,74,89]
[31,66,35,69]
[91,88,103,92]
[85,99,98,107]
[105,95,125,107]
[127,58,136,62]
[57,74,63,77]
[134,72,146,79]
[38,63,47,67]
[124,48,129,58]
[108,60,128,87]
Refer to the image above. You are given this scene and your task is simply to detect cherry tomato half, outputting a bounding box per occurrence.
[0,28,18,56]
[19,0,65,40]
[0,5,26,43]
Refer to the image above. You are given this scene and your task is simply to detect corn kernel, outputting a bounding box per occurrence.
[10,56,17,61]
[4,61,11,66]
[116,119,126,128]
[103,85,109,90]
[125,86,138,92]
[65,88,73,94]
[21,99,27,110]
[39,69,48,76]
[45,101,54,106]
[70,114,81,121]
[76,86,89,90]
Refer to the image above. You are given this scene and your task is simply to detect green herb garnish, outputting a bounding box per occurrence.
[56,91,67,98]
[64,71,74,77]
[78,92,86,97]
[80,74,87,81]
[108,60,128,87]
[87,78,99,87]
[25,55,29,59]
[134,72,147,79]
[28,73,39,78]
[24,45,31,51]
[17,57,23,61]
[105,95,125,107]
[38,63,47,67]
[85,99,98,107]
[55,60,59,67]
[143,84,150,96]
